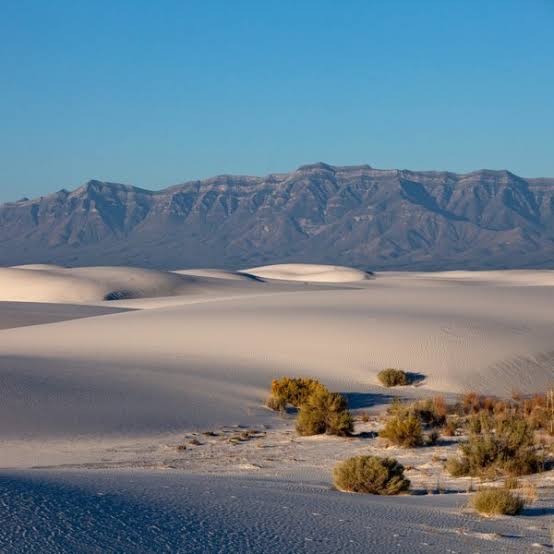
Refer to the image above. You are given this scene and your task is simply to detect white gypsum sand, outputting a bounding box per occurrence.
[0,265,553,553]
[243,263,374,282]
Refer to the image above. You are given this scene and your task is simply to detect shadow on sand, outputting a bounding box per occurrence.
[342,392,393,410]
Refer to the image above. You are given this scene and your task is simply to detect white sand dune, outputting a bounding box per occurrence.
[0,269,553,449]
[1,267,553,553]
[415,269,554,287]
[0,301,130,330]
[11,263,66,270]
[243,263,372,282]
[0,266,241,304]
[172,268,263,281]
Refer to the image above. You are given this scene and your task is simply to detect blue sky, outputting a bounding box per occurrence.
[1,0,553,202]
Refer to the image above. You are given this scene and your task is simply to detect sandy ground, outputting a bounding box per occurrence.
[0,265,553,552]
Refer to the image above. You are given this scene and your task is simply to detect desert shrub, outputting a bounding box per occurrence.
[442,416,459,437]
[266,394,284,411]
[380,413,423,447]
[333,455,410,495]
[447,413,540,477]
[432,395,448,419]
[524,389,554,435]
[296,387,353,436]
[411,398,447,428]
[466,412,494,435]
[266,377,327,411]
[472,488,524,516]
[445,456,470,477]
[425,429,440,446]
[462,391,482,414]
[377,368,410,387]
[503,476,519,490]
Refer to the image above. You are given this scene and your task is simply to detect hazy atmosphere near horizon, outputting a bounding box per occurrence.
[1,2,554,554]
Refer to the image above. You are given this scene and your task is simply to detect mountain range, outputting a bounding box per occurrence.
[1,162,554,270]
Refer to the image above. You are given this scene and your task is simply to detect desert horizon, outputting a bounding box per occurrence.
[2,1,553,552]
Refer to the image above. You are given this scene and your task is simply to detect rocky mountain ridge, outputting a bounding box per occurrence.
[1,163,553,269]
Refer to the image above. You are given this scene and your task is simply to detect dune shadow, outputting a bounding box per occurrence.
[406,372,426,386]
[235,272,267,283]
[351,430,377,439]
[342,392,393,410]
[410,488,461,496]
[521,506,554,517]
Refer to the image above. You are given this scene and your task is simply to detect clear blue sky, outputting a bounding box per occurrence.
[1,0,553,202]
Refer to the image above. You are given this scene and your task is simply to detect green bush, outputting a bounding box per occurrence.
[380,413,423,447]
[472,488,524,516]
[377,368,410,387]
[266,377,326,411]
[296,387,353,436]
[333,455,410,495]
[447,413,540,477]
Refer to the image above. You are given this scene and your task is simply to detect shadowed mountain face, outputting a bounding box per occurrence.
[1,163,554,270]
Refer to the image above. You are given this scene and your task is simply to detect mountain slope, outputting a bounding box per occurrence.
[1,163,554,269]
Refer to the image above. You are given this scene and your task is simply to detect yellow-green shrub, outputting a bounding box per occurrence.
[377,368,410,387]
[296,387,353,436]
[472,488,524,516]
[333,455,410,495]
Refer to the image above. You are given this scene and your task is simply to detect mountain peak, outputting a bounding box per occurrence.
[296,162,336,172]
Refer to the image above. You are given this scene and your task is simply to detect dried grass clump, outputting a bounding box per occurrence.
[377,368,410,387]
[333,455,410,495]
[472,488,524,516]
[296,387,353,436]
[459,388,554,435]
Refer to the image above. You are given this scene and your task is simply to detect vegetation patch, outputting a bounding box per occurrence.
[446,413,541,477]
[380,399,444,447]
[266,377,353,436]
[380,412,424,447]
[333,455,410,495]
[266,377,327,411]
[472,488,524,516]
[377,368,410,387]
[296,387,353,436]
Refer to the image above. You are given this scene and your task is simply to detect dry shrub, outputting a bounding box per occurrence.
[296,387,353,436]
[472,488,524,516]
[382,399,445,447]
[462,391,482,414]
[447,413,540,477]
[266,377,326,411]
[442,416,459,437]
[333,455,410,495]
[503,476,519,490]
[380,413,423,447]
[411,398,447,428]
[377,368,410,387]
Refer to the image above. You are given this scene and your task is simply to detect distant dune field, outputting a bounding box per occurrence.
[1,264,553,553]
[0,265,553,453]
